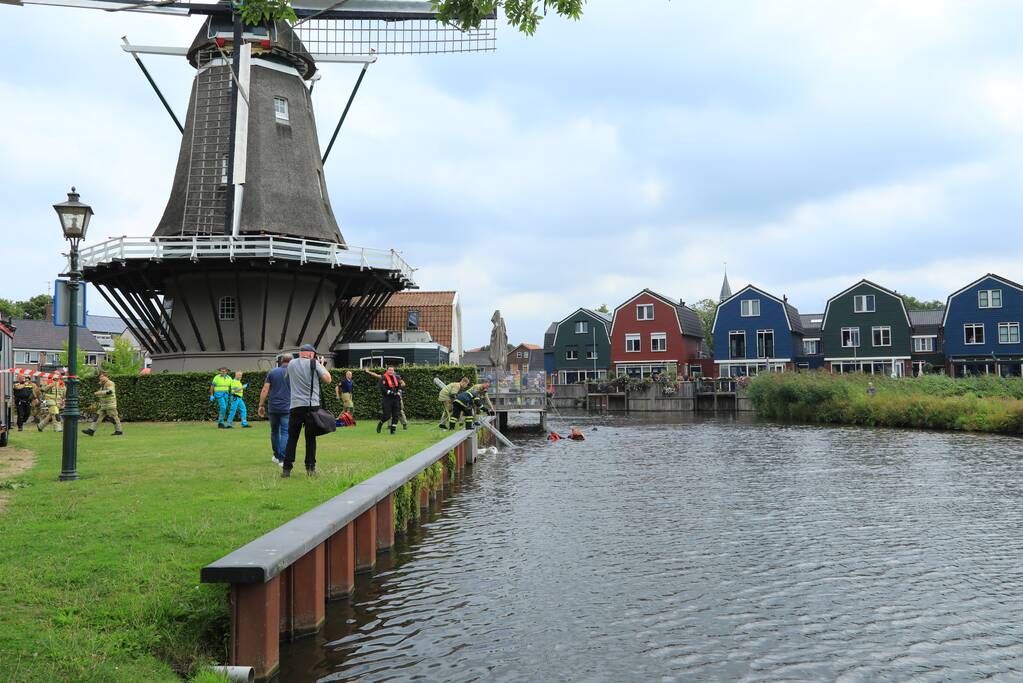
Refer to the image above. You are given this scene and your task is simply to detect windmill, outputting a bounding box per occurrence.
[4,0,496,371]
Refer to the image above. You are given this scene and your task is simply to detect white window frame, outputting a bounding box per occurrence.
[728,330,746,359]
[841,327,861,348]
[586,349,597,360]
[565,349,578,361]
[650,333,667,352]
[871,326,891,347]
[625,334,641,353]
[219,296,237,321]
[575,321,589,334]
[802,338,821,355]
[853,294,876,313]
[274,96,290,123]
[740,299,761,317]
[14,351,28,364]
[912,336,935,353]
[636,304,654,321]
[978,289,1002,309]
[964,323,985,345]
[756,329,775,358]
[998,322,1020,345]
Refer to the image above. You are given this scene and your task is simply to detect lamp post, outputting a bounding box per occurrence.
[53,187,93,482]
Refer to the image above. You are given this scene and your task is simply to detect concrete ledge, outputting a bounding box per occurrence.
[201,425,482,585]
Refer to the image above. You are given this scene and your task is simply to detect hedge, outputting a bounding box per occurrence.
[77,365,478,422]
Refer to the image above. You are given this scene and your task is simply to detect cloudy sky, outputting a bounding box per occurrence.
[4,1,1023,348]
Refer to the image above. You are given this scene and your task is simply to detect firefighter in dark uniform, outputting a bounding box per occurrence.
[449,387,480,431]
[13,377,34,431]
[375,366,403,435]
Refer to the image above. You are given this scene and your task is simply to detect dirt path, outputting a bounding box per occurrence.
[0,447,36,514]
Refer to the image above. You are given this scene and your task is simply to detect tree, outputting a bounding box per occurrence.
[22,294,54,320]
[101,336,143,376]
[60,341,97,378]
[901,295,944,310]
[238,0,297,25]
[0,299,25,320]
[690,298,718,357]
[434,0,584,34]
[595,304,610,314]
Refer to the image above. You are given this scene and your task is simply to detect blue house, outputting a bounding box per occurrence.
[712,285,804,376]
[942,274,1023,377]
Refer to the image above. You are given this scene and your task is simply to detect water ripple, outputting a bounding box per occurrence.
[280,416,1023,681]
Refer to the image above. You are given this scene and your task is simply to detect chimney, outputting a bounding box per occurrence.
[783,295,788,303]
[45,303,55,321]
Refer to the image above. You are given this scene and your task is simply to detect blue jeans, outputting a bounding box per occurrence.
[227,396,248,426]
[214,393,229,424]
[268,410,290,459]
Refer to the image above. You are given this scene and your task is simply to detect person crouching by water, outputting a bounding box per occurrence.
[225,371,251,429]
[335,370,355,422]
[374,367,403,434]
[259,354,291,466]
[283,344,332,478]
[82,372,123,436]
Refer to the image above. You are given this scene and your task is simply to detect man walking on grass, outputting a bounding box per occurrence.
[259,354,291,466]
[83,372,123,436]
[283,344,332,478]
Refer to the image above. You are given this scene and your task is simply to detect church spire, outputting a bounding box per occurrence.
[719,266,732,302]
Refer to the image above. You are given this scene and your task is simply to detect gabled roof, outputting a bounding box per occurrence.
[822,279,911,329]
[380,290,457,307]
[12,318,105,353]
[713,284,802,335]
[461,349,492,367]
[942,273,1023,327]
[528,348,545,369]
[86,314,129,335]
[552,308,612,347]
[612,289,704,338]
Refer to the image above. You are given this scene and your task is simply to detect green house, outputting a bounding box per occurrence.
[551,308,612,383]
[822,280,912,376]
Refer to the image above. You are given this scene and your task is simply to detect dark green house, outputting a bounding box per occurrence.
[551,308,612,383]
[822,280,912,376]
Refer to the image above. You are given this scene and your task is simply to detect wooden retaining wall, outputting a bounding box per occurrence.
[201,420,496,681]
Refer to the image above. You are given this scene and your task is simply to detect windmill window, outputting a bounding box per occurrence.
[219,296,237,321]
[274,97,290,123]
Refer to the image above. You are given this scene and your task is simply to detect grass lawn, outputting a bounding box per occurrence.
[0,420,446,682]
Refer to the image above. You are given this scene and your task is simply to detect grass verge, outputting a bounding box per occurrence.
[0,421,445,682]
[748,372,1023,433]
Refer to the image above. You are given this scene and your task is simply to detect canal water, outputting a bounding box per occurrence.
[280,415,1023,681]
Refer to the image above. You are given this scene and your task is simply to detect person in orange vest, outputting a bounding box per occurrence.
[372,366,404,435]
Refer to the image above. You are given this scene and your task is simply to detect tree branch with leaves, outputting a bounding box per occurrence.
[434,0,584,34]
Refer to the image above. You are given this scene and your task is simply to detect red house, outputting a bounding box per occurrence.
[610,289,705,379]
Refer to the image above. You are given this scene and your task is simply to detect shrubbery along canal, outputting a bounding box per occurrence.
[280,415,1023,681]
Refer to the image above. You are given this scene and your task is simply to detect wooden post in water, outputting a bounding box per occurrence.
[354,507,377,573]
[326,524,355,599]
[375,494,394,552]
[291,544,325,636]
[230,575,281,682]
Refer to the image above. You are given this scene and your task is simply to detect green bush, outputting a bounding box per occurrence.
[78,365,478,422]
[748,371,1023,434]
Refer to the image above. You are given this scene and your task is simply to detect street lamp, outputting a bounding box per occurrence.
[53,187,93,482]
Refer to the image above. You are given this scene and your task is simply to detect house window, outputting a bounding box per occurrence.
[586,350,597,360]
[740,299,761,317]
[853,294,876,313]
[912,336,935,352]
[729,331,746,358]
[636,304,654,320]
[756,330,775,358]
[871,326,891,347]
[14,351,28,364]
[575,321,589,334]
[979,289,1002,309]
[802,338,820,355]
[219,296,237,321]
[841,327,861,348]
[998,322,1020,344]
[406,309,420,331]
[651,333,667,352]
[625,334,641,352]
[274,96,289,123]
[964,323,985,345]
[566,350,578,360]
[86,354,99,365]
